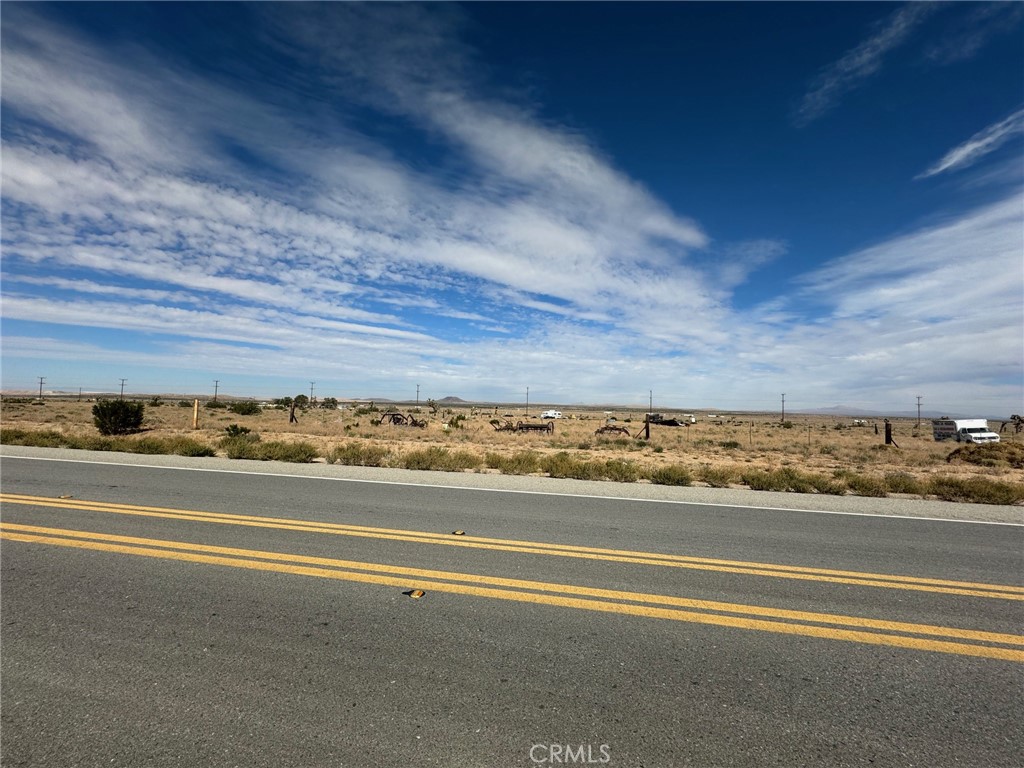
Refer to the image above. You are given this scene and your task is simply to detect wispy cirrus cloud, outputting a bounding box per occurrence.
[923,2,1024,65]
[766,194,1024,403]
[794,3,938,127]
[1,4,1020,410]
[916,107,1024,179]
[1,2,721,357]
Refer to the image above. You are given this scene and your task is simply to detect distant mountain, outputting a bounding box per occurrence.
[438,396,469,403]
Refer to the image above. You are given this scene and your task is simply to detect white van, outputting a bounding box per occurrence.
[932,418,1000,444]
[540,410,562,419]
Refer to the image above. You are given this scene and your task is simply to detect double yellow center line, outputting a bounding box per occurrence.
[3,493,1022,600]
[2,521,1022,662]
[1,494,1021,661]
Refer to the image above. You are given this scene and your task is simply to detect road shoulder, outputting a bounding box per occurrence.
[2,444,1021,525]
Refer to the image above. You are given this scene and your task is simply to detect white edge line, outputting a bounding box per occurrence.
[2,454,1022,527]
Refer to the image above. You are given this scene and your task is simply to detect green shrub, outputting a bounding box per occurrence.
[884,472,924,495]
[720,440,742,450]
[485,451,541,474]
[220,435,262,459]
[649,465,692,486]
[400,447,481,471]
[224,424,253,438]
[539,452,605,480]
[81,435,118,450]
[602,459,640,483]
[742,469,780,491]
[178,400,193,407]
[926,476,1024,505]
[0,429,214,458]
[204,400,228,409]
[843,474,888,497]
[222,437,317,462]
[698,466,736,487]
[741,467,837,493]
[0,428,64,447]
[130,437,174,455]
[326,443,391,467]
[92,400,145,435]
[805,473,847,495]
[229,401,262,416]
[161,436,216,457]
[256,441,319,463]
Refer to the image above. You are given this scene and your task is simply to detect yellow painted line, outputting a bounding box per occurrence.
[2,493,1022,600]
[2,522,1022,663]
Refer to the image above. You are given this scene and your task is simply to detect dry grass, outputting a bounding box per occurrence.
[3,397,1022,503]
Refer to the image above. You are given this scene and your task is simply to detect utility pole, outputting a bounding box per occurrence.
[416,384,420,408]
[37,376,45,400]
[526,387,529,416]
[213,380,220,403]
[309,381,315,403]
[119,379,127,401]
[781,393,786,424]
[916,396,922,429]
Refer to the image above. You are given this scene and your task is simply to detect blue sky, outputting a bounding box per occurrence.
[2,2,1022,413]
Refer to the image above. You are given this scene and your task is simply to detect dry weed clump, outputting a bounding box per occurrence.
[946,442,1024,470]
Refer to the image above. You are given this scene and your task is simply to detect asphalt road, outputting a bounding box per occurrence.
[1,452,1022,767]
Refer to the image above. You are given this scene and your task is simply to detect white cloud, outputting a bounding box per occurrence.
[750,193,1024,407]
[1,4,1021,412]
[1,4,724,356]
[916,108,1024,179]
[924,3,1024,65]
[795,3,938,126]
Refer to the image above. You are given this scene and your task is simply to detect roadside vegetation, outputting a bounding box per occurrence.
[2,397,1022,505]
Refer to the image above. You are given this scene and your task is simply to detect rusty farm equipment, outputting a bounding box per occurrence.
[595,424,631,436]
[490,419,555,434]
[376,412,427,428]
[515,421,555,434]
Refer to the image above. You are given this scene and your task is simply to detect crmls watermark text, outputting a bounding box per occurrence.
[530,744,612,764]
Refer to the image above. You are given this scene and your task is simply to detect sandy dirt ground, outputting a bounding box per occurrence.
[3,398,1022,491]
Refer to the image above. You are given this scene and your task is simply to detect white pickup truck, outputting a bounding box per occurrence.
[932,418,1000,444]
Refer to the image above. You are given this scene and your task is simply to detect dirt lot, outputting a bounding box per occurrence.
[3,397,1022,494]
